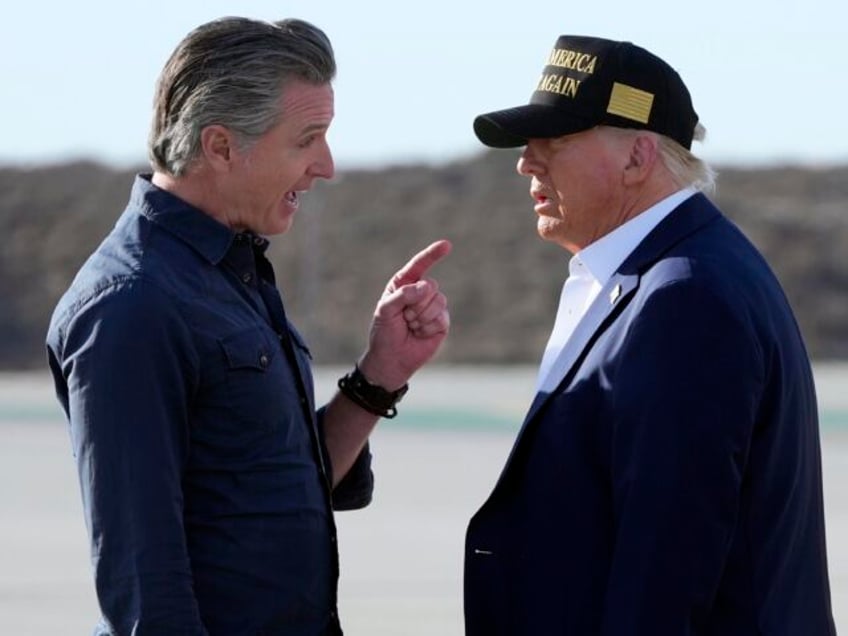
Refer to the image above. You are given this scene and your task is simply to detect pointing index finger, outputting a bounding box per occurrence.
[392,240,452,287]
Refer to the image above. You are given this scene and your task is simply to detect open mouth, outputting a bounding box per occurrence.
[283,191,303,210]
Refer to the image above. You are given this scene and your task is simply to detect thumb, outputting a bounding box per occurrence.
[377,280,431,319]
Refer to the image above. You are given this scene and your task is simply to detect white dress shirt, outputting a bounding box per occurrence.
[536,187,697,392]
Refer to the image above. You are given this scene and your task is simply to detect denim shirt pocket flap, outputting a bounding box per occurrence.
[219,328,275,372]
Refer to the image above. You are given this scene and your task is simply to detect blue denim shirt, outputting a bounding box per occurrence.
[46,174,373,635]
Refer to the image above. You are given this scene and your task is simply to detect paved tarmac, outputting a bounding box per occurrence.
[1,367,845,634]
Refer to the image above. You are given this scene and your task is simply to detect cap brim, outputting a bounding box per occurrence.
[473,104,595,148]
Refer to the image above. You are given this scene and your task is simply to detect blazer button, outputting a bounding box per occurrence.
[259,353,270,368]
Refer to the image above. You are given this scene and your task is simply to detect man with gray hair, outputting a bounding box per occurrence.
[464,35,835,634]
[47,17,451,635]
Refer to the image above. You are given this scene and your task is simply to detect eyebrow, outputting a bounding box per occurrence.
[299,122,330,136]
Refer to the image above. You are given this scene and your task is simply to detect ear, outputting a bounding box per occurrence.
[623,133,659,186]
[199,125,237,172]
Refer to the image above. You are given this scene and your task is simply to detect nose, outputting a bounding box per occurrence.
[517,142,543,177]
[310,139,335,180]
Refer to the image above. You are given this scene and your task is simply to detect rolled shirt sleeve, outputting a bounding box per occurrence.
[315,406,375,511]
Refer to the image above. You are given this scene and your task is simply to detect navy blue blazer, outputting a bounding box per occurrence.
[465,194,836,635]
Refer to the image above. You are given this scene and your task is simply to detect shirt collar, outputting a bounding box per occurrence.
[129,173,249,265]
[576,187,697,286]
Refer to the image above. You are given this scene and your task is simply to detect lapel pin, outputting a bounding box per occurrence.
[609,284,622,304]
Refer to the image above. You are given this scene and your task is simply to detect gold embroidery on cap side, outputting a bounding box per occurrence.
[607,82,654,124]
[547,48,598,74]
[536,47,597,98]
[537,73,582,98]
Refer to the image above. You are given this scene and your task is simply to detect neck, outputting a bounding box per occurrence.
[151,169,233,228]
[618,165,684,226]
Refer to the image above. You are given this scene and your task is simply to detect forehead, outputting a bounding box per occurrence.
[278,80,335,127]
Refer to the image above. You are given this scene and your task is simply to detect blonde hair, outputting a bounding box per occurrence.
[657,123,716,193]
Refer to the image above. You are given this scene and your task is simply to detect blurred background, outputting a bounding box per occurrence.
[1,0,846,633]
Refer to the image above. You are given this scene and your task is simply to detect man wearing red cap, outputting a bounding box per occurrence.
[465,35,836,635]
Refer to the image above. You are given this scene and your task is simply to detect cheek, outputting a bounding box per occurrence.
[549,178,576,214]
[274,162,305,192]
[552,167,600,210]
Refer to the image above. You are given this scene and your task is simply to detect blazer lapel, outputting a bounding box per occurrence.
[523,272,639,424]
[492,194,722,488]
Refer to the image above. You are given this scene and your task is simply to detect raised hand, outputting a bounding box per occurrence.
[358,240,452,389]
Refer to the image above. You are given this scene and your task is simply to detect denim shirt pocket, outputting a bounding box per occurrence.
[214,327,289,433]
[220,328,276,372]
[192,325,313,488]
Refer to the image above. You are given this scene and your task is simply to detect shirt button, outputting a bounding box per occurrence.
[259,354,270,368]
[253,237,264,246]
[242,272,253,284]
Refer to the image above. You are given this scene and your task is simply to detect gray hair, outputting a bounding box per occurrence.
[657,123,716,193]
[149,17,336,176]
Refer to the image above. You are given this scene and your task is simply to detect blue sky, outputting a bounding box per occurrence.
[2,0,846,170]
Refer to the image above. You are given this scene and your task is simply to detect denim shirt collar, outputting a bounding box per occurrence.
[129,173,266,265]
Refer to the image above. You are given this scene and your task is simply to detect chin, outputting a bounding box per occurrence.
[260,213,296,237]
[265,222,294,237]
[536,221,572,251]
[536,219,558,241]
